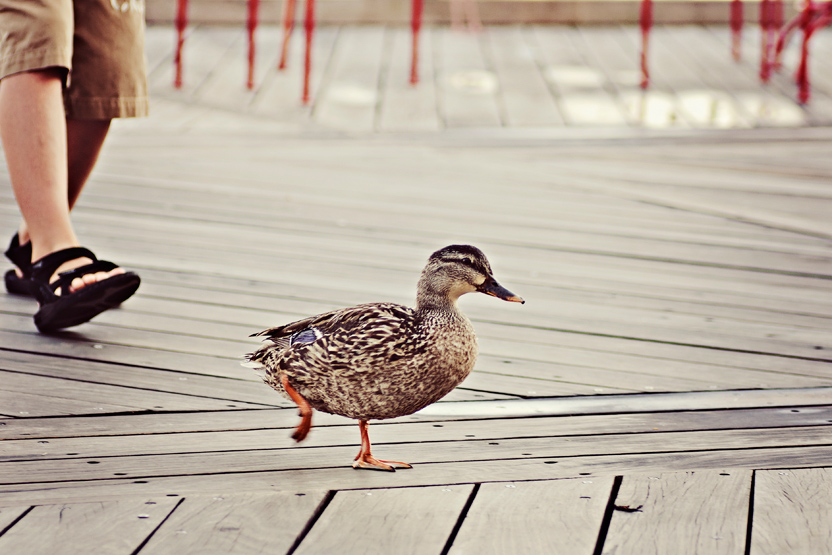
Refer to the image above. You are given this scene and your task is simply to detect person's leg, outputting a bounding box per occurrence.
[66,117,110,210]
[0,69,122,293]
[0,69,76,258]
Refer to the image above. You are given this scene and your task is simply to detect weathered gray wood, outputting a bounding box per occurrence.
[603,470,752,554]
[0,370,268,417]
[485,26,564,127]
[0,506,29,533]
[750,467,832,555]
[313,26,386,131]
[377,27,442,132]
[149,26,242,96]
[295,485,474,554]
[450,478,613,554]
[143,491,328,553]
[251,26,340,121]
[3,404,830,460]
[0,496,180,553]
[2,446,830,509]
[434,27,502,127]
[1,426,827,487]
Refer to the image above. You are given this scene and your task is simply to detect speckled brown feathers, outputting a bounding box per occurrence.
[244,245,524,469]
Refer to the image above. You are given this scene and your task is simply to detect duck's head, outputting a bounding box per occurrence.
[416,245,524,309]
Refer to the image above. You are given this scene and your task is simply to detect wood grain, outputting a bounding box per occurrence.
[450,478,613,554]
[750,468,832,555]
[0,496,180,553]
[603,470,752,554]
[295,485,474,554]
[143,491,329,553]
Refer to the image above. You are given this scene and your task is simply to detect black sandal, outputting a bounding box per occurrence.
[4,233,34,296]
[30,247,141,332]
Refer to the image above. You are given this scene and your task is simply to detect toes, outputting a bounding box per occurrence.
[67,269,125,293]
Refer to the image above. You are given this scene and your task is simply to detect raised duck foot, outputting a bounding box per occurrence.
[281,374,313,442]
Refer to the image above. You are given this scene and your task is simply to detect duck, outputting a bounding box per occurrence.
[243,245,524,471]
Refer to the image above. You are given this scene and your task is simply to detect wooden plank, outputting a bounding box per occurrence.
[750,467,832,555]
[377,27,442,132]
[0,506,29,533]
[2,445,831,509]
[0,370,268,417]
[143,490,328,553]
[0,350,281,406]
[313,26,386,131]
[533,26,627,126]
[434,27,502,127]
[295,485,474,554]
[3,404,830,460]
[149,26,242,96]
[0,496,180,553]
[485,26,564,127]
[1,426,828,487]
[603,470,751,554]
[191,24,282,111]
[251,26,340,121]
[450,477,613,554]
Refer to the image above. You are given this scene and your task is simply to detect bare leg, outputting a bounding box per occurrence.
[0,70,122,292]
[353,420,412,471]
[281,374,313,442]
[67,118,111,210]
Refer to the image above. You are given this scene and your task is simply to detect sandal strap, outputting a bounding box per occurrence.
[31,247,98,282]
[5,233,32,273]
[30,247,123,300]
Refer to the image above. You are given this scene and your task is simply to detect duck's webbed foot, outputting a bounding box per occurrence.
[353,453,413,472]
[280,374,313,442]
[352,420,412,472]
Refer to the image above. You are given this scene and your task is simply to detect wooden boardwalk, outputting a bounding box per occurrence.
[1,24,831,553]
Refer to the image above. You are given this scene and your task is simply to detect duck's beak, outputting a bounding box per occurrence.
[478,278,525,304]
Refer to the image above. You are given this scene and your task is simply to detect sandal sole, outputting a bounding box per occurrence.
[34,273,141,332]
[5,269,33,296]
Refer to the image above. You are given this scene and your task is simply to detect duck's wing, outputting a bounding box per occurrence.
[251,307,343,344]
[252,303,417,358]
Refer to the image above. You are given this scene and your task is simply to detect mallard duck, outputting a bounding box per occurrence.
[244,245,524,471]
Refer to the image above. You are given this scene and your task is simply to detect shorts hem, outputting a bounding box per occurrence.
[64,97,150,120]
[0,47,72,81]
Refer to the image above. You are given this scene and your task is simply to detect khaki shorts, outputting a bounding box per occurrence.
[0,0,148,119]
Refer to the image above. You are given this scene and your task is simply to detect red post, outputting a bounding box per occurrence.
[411,0,424,85]
[730,0,743,61]
[639,0,652,89]
[279,0,298,70]
[797,9,832,104]
[247,0,259,90]
[302,0,315,104]
[174,0,188,89]
[759,0,772,81]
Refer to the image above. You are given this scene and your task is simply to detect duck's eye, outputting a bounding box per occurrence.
[462,257,474,266]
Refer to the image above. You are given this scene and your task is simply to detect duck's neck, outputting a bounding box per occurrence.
[415,281,463,316]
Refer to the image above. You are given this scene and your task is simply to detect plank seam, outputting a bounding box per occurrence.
[441,482,480,555]
[287,489,336,555]
[5,443,832,487]
[131,496,185,555]
[743,469,756,555]
[0,505,33,538]
[476,320,832,364]
[593,475,623,555]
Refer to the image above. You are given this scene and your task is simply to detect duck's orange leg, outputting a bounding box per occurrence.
[281,374,312,442]
[353,420,412,472]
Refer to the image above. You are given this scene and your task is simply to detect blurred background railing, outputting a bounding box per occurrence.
[147,0,800,26]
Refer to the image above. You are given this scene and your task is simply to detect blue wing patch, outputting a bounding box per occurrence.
[290,327,323,346]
